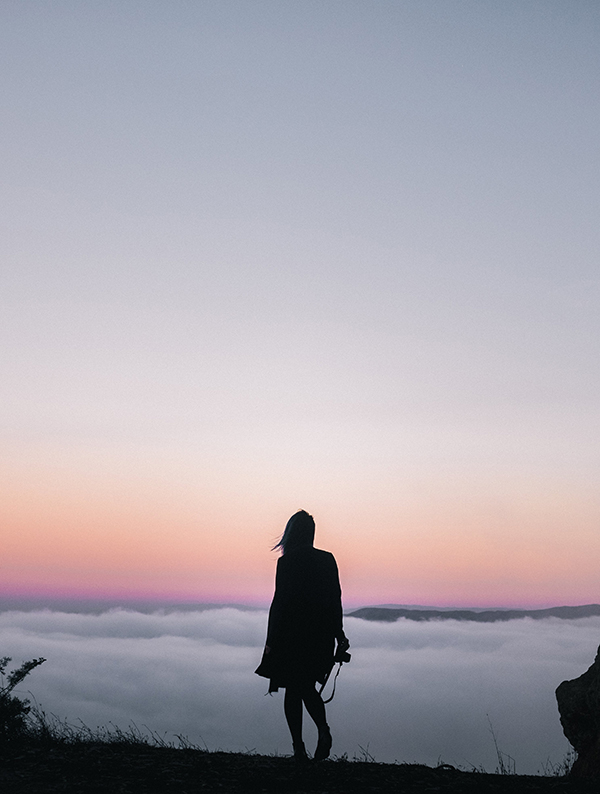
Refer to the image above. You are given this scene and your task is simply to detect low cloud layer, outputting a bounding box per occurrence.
[1,607,598,773]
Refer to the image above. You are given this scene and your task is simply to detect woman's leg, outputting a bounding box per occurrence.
[300,683,326,730]
[300,681,332,761]
[283,685,304,751]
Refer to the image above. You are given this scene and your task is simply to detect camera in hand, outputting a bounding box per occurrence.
[334,647,351,663]
[334,638,351,664]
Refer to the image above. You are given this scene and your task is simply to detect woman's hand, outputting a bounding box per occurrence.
[334,634,351,663]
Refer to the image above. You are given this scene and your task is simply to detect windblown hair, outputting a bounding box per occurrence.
[272,510,315,554]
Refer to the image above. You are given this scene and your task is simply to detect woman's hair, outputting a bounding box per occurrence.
[272,510,315,554]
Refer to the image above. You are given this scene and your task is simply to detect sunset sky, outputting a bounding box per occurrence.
[2,1,599,608]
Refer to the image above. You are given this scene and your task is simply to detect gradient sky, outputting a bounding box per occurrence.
[2,1,599,607]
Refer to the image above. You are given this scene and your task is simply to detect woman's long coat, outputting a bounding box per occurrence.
[257,545,343,691]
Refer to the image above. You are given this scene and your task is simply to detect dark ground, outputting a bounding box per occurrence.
[1,741,598,794]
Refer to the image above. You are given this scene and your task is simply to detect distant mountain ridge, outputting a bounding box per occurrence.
[348,604,600,622]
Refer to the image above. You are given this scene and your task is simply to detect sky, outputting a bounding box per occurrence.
[1,1,599,607]
[1,606,596,773]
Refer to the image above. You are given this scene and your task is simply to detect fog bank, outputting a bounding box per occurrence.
[1,608,597,773]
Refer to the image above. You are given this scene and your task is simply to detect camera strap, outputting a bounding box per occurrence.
[318,661,343,704]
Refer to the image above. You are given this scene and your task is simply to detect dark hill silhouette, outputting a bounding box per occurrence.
[2,742,596,793]
[349,604,600,623]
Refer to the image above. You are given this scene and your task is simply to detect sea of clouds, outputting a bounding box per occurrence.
[1,607,598,774]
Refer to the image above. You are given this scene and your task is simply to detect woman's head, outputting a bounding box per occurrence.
[273,510,315,554]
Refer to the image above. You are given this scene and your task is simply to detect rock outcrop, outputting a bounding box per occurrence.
[556,644,600,778]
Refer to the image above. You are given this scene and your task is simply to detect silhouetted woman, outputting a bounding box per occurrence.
[255,510,349,761]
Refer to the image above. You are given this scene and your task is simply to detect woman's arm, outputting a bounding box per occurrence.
[327,554,346,642]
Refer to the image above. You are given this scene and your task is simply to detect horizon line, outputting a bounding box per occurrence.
[1,592,598,613]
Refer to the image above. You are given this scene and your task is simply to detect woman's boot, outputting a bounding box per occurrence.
[314,725,332,761]
[293,741,309,762]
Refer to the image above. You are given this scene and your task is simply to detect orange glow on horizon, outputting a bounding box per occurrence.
[2,454,600,610]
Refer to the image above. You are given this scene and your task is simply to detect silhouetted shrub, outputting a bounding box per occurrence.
[0,655,46,740]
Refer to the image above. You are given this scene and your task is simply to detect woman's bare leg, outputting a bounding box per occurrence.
[301,682,332,761]
[283,686,304,752]
[300,683,327,729]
